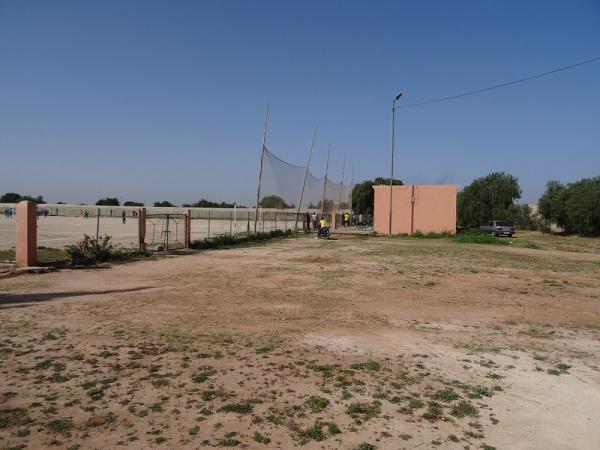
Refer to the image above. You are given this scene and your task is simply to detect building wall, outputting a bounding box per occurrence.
[373,185,459,235]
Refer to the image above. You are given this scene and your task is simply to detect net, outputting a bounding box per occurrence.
[261,147,351,213]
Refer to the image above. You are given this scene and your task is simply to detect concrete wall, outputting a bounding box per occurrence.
[373,185,459,235]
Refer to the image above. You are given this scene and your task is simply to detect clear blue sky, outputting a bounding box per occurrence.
[1,0,599,205]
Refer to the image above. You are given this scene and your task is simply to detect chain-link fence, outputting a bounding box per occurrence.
[0,204,305,254]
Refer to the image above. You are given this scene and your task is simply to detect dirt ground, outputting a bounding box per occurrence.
[1,232,599,450]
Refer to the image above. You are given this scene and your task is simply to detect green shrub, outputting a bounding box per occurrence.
[190,229,290,250]
[65,234,131,265]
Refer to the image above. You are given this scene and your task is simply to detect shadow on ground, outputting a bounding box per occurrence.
[0,287,152,308]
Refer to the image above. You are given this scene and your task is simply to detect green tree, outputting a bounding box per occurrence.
[457,172,521,229]
[191,199,237,208]
[0,192,45,204]
[123,201,144,206]
[507,204,534,230]
[259,195,292,209]
[153,201,175,207]
[96,197,120,206]
[351,178,403,215]
[538,180,570,232]
[564,176,600,236]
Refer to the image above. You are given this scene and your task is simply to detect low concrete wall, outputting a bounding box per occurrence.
[373,185,459,235]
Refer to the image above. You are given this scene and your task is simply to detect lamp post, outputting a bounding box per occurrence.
[389,92,402,236]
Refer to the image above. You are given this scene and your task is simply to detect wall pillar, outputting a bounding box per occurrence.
[16,201,37,267]
[184,209,191,248]
[138,208,146,252]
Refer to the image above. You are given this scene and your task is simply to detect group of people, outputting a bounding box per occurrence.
[3,208,15,219]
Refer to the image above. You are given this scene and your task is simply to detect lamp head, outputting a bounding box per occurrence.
[395,92,403,101]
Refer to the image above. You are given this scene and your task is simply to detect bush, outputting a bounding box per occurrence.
[190,229,290,250]
[65,234,131,265]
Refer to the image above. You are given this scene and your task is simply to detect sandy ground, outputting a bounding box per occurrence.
[1,233,599,449]
[0,216,290,250]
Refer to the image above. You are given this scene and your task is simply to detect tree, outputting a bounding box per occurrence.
[564,177,600,236]
[96,197,120,206]
[0,192,45,204]
[259,195,292,209]
[191,199,237,208]
[457,172,521,229]
[123,201,144,206]
[154,201,175,207]
[538,180,570,232]
[507,204,534,230]
[351,178,403,215]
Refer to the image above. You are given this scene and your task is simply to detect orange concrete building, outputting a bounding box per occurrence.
[373,185,459,235]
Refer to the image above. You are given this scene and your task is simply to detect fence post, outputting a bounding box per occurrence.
[96,208,100,243]
[138,208,146,252]
[229,211,233,236]
[208,210,211,239]
[16,201,37,267]
[185,209,191,248]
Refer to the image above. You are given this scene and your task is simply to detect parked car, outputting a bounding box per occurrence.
[480,220,515,237]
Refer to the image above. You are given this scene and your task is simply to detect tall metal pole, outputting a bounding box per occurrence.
[254,102,270,234]
[389,93,402,236]
[337,158,345,211]
[295,126,317,232]
[321,143,331,214]
[350,165,354,212]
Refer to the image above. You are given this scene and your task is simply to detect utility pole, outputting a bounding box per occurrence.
[389,92,402,236]
[321,143,331,214]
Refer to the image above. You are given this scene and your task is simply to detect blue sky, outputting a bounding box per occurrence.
[1,0,599,205]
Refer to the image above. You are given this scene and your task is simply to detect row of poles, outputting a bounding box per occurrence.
[253,102,353,234]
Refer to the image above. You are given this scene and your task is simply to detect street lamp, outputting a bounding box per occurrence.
[389,92,402,236]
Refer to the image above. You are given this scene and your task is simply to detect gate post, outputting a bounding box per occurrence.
[184,209,191,248]
[16,201,37,267]
[138,208,146,252]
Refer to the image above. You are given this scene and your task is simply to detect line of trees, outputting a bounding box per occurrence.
[0,192,46,204]
[538,177,600,236]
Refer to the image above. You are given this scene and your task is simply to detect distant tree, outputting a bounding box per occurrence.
[457,172,521,229]
[538,180,570,232]
[96,197,120,206]
[259,195,292,209]
[507,204,534,230]
[0,192,45,204]
[123,201,144,206]
[191,199,237,208]
[351,178,403,216]
[153,201,175,207]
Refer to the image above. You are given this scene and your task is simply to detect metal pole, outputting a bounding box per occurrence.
[254,102,270,235]
[208,210,211,239]
[389,101,395,236]
[233,203,237,235]
[321,143,331,214]
[389,93,402,236]
[96,208,100,244]
[350,165,354,213]
[295,126,317,232]
[337,158,345,211]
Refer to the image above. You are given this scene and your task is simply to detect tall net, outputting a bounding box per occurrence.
[261,147,351,213]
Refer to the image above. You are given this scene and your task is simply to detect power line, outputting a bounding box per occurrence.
[397,56,600,109]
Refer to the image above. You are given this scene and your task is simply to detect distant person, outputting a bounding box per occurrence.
[343,212,350,227]
[305,212,311,231]
[310,212,317,230]
[83,210,89,219]
[122,210,126,224]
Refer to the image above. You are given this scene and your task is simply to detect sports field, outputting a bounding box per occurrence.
[0,216,293,251]
[1,233,600,449]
